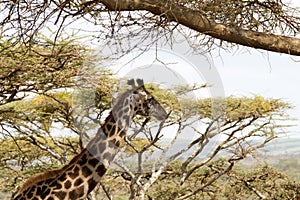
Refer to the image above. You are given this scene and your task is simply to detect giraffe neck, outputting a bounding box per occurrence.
[13,96,137,200]
[86,106,134,169]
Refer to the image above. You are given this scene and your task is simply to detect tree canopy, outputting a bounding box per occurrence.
[1,0,300,55]
[0,37,87,105]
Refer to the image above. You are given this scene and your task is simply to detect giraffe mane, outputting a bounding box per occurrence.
[17,150,86,194]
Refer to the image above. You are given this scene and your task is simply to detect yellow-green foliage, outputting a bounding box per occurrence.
[145,84,200,119]
[0,92,73,131]
[94,73,118,110]
[6,92,72,113]
[198,96,291,121]
[96,159,300,199]
[145,84,290,122]
[221,164,300,199]
[145,84,180,111]
[0,136,79,164]
[0,37,86,91]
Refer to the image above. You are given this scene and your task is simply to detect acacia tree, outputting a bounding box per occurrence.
[1,0,300,55]
[104,92,293,200]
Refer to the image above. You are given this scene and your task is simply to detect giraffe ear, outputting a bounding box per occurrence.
[136,79,144,87]
[127,79,135,87]
[127,79,136,89]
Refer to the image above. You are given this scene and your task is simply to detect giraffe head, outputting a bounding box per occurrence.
[129,79,167,120]
[113,79,167,122]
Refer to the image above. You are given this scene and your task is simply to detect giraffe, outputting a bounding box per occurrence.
[12,79,167,200]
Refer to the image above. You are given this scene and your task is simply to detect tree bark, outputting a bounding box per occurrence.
[100,0,300,56]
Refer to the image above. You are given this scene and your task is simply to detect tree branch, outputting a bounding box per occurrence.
[177,161,235,200]
[101,0,300,56]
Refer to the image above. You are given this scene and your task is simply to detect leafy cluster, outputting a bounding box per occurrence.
[198,96,291,121]
[1,92,73,132]
[0,37,86,105]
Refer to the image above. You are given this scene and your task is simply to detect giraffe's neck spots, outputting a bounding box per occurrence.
[16,102,136,198]
[85,109,133,168]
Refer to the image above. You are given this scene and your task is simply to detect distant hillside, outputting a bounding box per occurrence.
[262,136,300,155]
[156,136,300,160]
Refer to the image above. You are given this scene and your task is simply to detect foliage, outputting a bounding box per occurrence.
[0,36,87,105]
[0,36,88,194]
[198,95,291,120]
[1,92,72,131]
[223,164,300,199]
[98,160,300,200]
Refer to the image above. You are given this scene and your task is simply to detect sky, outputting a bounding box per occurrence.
[213,48,300,137]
